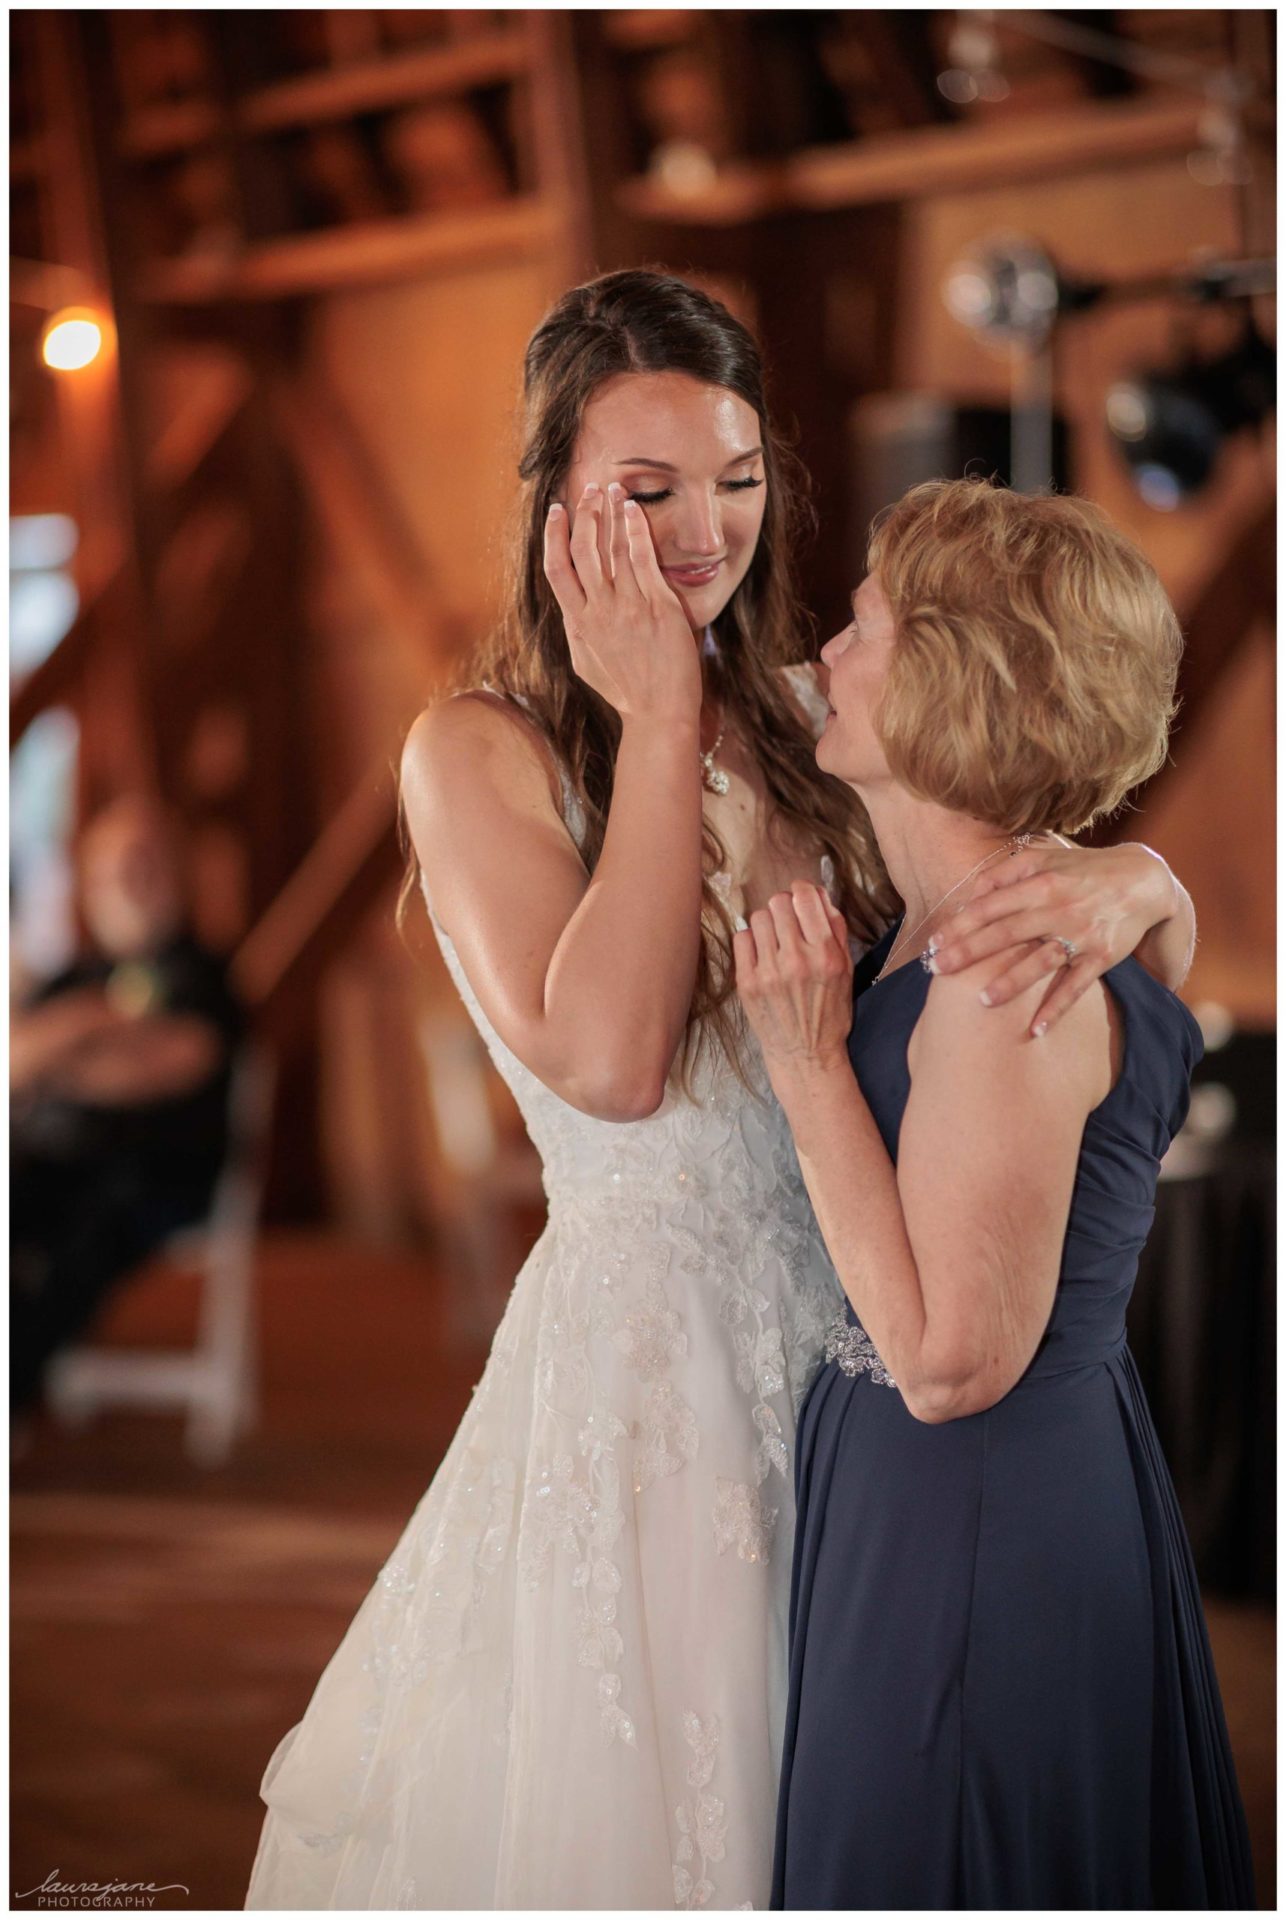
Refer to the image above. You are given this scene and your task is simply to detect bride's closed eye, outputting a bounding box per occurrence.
[626,478,765,506]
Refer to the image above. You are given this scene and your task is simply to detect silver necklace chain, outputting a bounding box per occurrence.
[875,835,1032,982]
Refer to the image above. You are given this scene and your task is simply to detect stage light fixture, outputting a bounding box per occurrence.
[1107,327,1275,508]
[943,239,1084,348]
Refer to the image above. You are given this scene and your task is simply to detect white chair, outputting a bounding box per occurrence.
[44,1044,276,1466]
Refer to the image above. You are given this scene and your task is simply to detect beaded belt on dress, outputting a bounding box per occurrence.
[823,1308,897,1388]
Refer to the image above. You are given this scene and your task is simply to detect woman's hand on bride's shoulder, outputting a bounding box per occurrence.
[927,837,1192,1037]
[734,882,854,1095]
[544,482,701,727]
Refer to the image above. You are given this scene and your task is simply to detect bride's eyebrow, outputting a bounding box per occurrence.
[612,447,764,471]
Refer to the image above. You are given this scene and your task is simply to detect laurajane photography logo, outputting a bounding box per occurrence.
[13,1869,191,1909]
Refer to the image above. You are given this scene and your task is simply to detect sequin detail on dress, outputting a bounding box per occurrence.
[823,1308,898,1388]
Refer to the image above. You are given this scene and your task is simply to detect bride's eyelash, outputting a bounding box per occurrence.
[625,477,765,506]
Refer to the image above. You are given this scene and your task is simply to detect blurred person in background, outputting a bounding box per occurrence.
[10,794,244,1418]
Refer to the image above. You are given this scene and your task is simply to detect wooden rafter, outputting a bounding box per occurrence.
[1095,499,1275,842]
[137,197,557,305]
[9,367,255,750]
[1172,500,1276,737]
[268,372,467,680]
[9,564,131,747]
[231,767,403,1027]
[852,13,946,129]
[619,94,1208,225]
[241,25,530,134]
[149,359,253,492]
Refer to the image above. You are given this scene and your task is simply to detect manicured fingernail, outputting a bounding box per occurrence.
[979,988,993,1006]
[582,482,599,497]
[1033,1020,1048,1039]
[623,497,640,513]
[547,501,563,516]
[607,482,624,500]
[733,914,749,932]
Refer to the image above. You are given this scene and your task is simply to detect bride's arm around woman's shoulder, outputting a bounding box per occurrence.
[400,687,700,1123]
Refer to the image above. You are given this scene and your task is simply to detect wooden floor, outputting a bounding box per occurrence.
[10,1230,1277,1911]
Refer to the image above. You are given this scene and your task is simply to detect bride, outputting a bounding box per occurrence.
[244,270,1195,1910]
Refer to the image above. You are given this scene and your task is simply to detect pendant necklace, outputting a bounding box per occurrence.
[698,628,730,794]
[701,721,730,795]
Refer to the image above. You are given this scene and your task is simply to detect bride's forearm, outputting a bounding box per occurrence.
[1126,848,1195,990]
[544,715,704,1114]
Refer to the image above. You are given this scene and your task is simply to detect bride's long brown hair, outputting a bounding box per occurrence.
[399,268,894,1088]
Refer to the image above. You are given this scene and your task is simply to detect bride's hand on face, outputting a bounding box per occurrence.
[734,882,854,1095]
[928,838,1187,1036]
[543,482,702,726]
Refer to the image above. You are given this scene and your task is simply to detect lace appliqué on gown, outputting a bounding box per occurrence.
[712,1478,778,1565]
[673,1712,729,1910]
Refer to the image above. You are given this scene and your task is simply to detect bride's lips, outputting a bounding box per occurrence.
[662,559,724,589]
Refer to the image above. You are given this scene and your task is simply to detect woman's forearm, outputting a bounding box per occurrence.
[775,1054,1058,1422]
[543,715,705,1117]
[772,1057,944,1404]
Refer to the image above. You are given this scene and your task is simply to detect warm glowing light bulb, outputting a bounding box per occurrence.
[41,309,105,372]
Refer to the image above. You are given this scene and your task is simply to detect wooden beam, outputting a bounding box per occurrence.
[851,14,944,130]
[602,11,697,54]
[10,368,254,749]
[8,256,91,311]
[9,563,131,747]
[789,94,1206,209]
[1170,500,1275,743]
[240,26,530,133]
[268,372,466,680]
[11,135,48,182]
[118,99,221,159]
[231,768,403,1024]
[527,8,595,285]
[618,94,1208,225]
[138,196,557,303]
[1094,500,1275,842]
[618,166,780,227]
[148,354,254,494]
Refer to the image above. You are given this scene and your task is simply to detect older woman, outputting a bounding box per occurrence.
[736,480,1254,1910]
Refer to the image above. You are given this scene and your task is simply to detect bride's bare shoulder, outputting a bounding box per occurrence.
[401,688,561,818]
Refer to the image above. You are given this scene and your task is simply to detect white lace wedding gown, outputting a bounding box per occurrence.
[245,675,845,1910]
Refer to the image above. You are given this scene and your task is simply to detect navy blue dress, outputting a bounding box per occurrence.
[772,926,1254,1910]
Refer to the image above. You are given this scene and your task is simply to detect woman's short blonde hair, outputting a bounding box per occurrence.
[866,478,1184,835]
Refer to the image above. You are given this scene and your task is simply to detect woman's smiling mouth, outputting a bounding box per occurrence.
[663,560,724,588]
